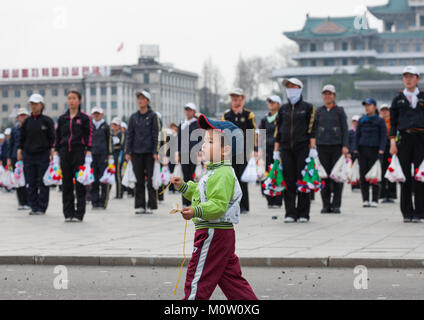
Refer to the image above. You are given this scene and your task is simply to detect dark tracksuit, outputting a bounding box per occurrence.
[177,118,202,206]
[381,118,397,200]
[390,89,424,220]
[55,110,93,220]
[259,113,283,207]
[353,115,387,204]
[112,131,125,199]
[19,113,55,213]
[126,108,161,211]
[90,121,112,209]
[275,98,317,221]
[8,125,28,207]
[316,105,349,211]
[222,108,258,212]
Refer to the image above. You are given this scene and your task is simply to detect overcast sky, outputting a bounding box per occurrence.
[0,0,387,87]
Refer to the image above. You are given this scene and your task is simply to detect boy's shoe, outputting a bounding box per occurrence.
[65,218,72,223]
[298,218,309,223]
[370,202,379,208]
[412,218,424,223]
[135,209,145,215]
[284,217,296,223]
[321,207,331,214]
[29,211,42,216]
[363,201,371,208]
[332,208,341,214]
[23,205,31,211]
[145,208,153,214]
[18,205,26,211]
[403,218,413,223]
[240,209,249,214]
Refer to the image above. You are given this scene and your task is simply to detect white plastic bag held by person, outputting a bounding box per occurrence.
[330,155,351,183]
[122,161,137,189]
[385,155,406,183]
[315,157,328,179]
[365,161,382,186]
[241,158,258,183]
[152,161,162,190]
[349,160,361,186]
[415,160,424,183]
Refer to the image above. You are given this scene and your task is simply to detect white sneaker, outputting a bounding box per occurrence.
[145,208,153,214]
[370,202,379,208]
[298,218,309,223]
[135,208,146,215]
[363,201,371,208]
[284,217,296,223]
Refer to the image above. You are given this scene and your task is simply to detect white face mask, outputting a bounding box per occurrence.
[286,88,303,105]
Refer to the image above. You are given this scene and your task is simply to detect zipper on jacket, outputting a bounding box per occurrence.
[68,118,73,152]
[290,104,294,149]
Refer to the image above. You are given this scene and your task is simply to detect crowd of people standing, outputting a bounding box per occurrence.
[0,65,423,224]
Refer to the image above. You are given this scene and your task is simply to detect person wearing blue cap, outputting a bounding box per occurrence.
[170,114,257,301]
[353,98,387,208]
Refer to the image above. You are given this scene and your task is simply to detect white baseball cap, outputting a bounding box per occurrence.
[121,122,128,129]
[91,106,104,114]
[322,84,336,94]
[352,115,360,122]
[184,103,197,111]
[282,78,304,89]
[111,117,122,126]
[17,108,30,116]
[403,66,420,77]
[4,128,12,135]
[28,93,44,104]
[229,88,245,96]
[267,95,282,105]
[380,104,389,111]
[136,90,151,101]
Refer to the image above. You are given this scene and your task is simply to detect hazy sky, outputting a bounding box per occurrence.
[0,0,387,87]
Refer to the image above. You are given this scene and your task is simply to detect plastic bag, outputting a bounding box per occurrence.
[2,169,16,189]
[263,160,286,197]
[76,162,95,186]
[349,160,361,186]
[172,164,183,179]
[0,166,6,186]
[365,161,382,186]
[161,165,171,185]
[241,158,258,183]
[43,162,62,186]
[415,160,424,183]
[13,161,26,188]
[297,157,325,193]
[256,159,267,182]
[122,161,137,189]
[315,157,328,179]
[385,155,406,183]
[152,161,162,190]
[100,164,116,185]
[330,156,351,183]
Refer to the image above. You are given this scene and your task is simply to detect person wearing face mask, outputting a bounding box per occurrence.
[273,78,317,223]
[90,106,113,210]
[390,66,424,223]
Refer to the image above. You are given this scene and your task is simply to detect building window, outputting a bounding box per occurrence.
[342,58,348,66]
[111,87,117,95]
[52,89,58,97]
[355,42,364,50]
[324,59,335,66]
[2,90,8,98]
[416,44,422,52]
[342,42,348,51]
[388,44,395,53]
[310,43,317,52]
[39,89,45,96]
[14,90,20,98]
[90,87,96,96]
[14,104,21,110]
[421,16,424,28]
[2,119,8,127]
[323,42,335,52]
[2,104,8,112]
[52,103,58,111]
[144,73,150,84]
[27,90,33,97]
[101,102,107,109]
[101,87,107,96]
[300,44,307,52]
[112,102,117,110]
[300,60,308,67]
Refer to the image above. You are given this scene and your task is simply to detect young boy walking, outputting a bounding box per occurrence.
[171,114,257,300]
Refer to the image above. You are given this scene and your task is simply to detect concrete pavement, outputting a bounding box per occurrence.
[1,184,424,268]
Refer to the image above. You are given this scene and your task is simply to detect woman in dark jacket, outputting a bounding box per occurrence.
[54,89,93,222]
[353,98,387,208]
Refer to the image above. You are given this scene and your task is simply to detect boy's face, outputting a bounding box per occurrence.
[201,130,228,163]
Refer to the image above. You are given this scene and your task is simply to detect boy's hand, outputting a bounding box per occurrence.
[181,207,194,220]
[171,177,183,189]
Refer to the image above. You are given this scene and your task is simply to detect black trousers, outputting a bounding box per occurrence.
[317,145,344,210]
[90,154,109,208]
[358,146,380,203]
[281,142,310,220]
[12,158,28,207]
[262,149,283,206]
[132,153,157,210]
[23,151,50,213]
[232,156,250,212]
[398,132,424,219]
[181,163,196,206]
[60,149,86,219]
[380,141,397,200]
[113,152,123,199]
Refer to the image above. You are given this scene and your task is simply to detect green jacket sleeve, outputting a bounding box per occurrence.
[193,168,235,221]
[178,181,198,202]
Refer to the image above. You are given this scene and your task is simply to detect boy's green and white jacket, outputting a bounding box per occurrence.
[177,160,242,230]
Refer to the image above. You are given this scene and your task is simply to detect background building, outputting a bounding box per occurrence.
[0,45,198,129]
[272,0,424,116]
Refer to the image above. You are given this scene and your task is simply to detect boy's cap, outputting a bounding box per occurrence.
[111,117,122,126]
[362,98,377,106]
[352,115,360,122]
[4,128,11,135]
[197,114,244,156]
[403,66,420,77]
[380,104,389,111]
[267,95,282,105]
[136,90,151,101]
[121,122,128,129]
[282,78,304,89]
[91,106,104,114]
[229,88,245,97]
[184,102,197,111]
[28,93,44,104]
